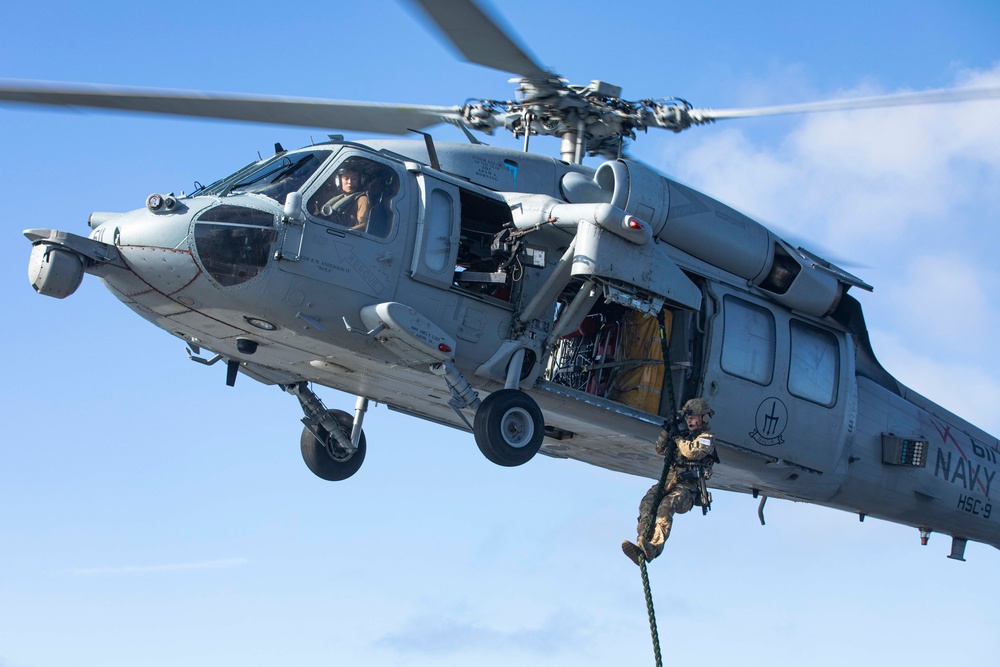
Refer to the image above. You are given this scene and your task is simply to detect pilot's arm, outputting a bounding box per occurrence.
[350,194,371,229]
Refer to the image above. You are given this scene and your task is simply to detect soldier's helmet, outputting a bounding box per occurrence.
[682,398,714,421]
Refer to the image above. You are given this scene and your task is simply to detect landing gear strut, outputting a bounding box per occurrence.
[285,382,367,481]
[473,389,544,467]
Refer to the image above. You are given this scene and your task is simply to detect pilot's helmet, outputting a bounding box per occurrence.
[335,164,365,188]
[682,398,714,421]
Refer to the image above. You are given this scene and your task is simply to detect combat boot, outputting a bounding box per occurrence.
[637,535,656,562]
[621,540,645,566]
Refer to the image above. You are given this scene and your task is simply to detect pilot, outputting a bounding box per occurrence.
[622,397,717,566]
[318,166,370,231]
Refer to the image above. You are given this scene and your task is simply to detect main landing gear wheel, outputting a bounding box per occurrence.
[473,389,545,467]
[300,409,366,481]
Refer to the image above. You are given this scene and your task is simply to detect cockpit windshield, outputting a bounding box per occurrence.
[190,158,261,197]
[193,149,333,204]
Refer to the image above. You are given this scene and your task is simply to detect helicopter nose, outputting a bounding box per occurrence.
[92,200,203,294]
[107,198,194,248]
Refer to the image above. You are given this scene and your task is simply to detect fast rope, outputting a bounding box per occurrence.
[656,309,679,437]
[635,310,681,667]
[639,440,673,667]
[638,558,660,665]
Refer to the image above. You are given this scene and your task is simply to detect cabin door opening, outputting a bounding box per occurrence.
[545,284,702,417]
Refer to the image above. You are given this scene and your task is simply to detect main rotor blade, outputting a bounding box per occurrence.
[410,0,551,80]
[693,84,1000,122]
[0,80,463,134]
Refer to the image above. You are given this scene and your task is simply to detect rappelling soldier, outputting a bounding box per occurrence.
[622,398,717,566]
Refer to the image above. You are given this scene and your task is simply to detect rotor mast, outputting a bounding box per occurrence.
[460,78,645,164]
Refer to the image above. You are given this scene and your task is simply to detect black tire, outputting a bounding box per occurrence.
[300,409,366,481]
[473,389,544,467]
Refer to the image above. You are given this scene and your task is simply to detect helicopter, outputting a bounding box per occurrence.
[5,0,1000,567]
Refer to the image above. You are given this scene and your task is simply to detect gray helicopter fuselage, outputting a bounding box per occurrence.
[26,137,999,553]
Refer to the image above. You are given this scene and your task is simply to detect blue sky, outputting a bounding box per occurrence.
[1,1,999,666]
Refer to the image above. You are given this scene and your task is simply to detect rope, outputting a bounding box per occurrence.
[634,309,680,667]
[639,558,662,667]
[657,309,678,418]
[637,436,673,667]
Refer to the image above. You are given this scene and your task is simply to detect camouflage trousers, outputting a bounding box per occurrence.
[636,480,696,561]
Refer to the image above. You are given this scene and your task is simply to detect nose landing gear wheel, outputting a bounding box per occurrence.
[300,409,366,481]
[473,389,544,467]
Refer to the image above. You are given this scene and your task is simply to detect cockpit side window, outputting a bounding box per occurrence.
[306,156,400,238]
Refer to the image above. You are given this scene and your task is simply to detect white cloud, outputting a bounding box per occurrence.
[887,253,1000,349]
[62,558,248,576]
[655,63,1000,254]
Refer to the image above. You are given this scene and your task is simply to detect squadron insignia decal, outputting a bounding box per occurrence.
[750,398,787,446]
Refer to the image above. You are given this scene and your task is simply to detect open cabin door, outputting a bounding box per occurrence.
[536,208,704,418]
[388,172,523,374]
[410,174,461,290]
[545,293,704,417]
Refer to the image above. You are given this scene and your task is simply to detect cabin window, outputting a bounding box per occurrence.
[306,156,400,238]
[788,319,839,406]
[424,189,455,271]
[721,296,774,385]
[410,177,460,289]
